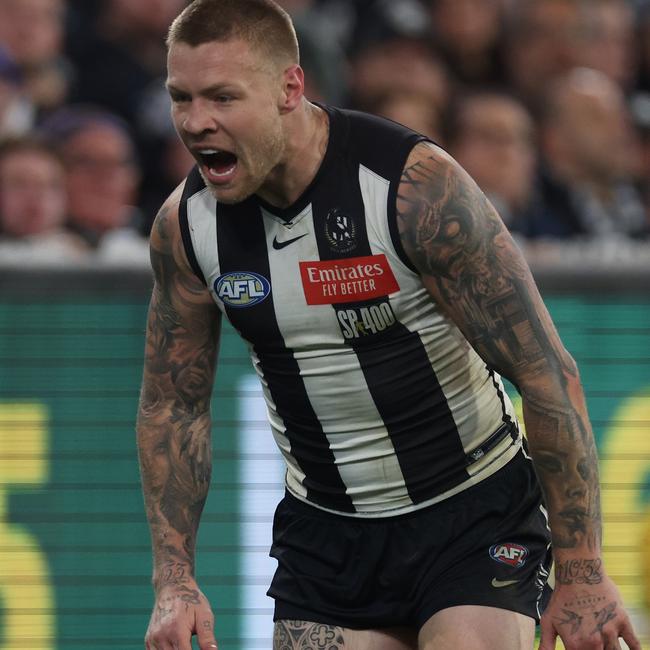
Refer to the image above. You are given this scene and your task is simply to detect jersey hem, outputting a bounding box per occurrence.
[285,435,522,519]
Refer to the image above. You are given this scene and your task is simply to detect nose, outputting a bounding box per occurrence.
[181,101,218,136]
[565,471,587,501]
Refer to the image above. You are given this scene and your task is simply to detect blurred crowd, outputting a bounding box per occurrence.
[0,0,649,267]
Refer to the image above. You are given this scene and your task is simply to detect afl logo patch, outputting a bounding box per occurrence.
[324,208,357,253]
[215,272,271,308]
[489,543,529,568]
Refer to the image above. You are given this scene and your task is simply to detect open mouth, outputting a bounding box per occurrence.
[197,149,238,182]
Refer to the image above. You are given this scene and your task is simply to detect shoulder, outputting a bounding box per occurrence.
[401,140,464,184]
[150,180,196,280]
[398,140,492,217]
[396,140,512,275]
[326,104,431,177]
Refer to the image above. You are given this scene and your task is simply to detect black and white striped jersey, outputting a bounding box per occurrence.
[179,104,521,517]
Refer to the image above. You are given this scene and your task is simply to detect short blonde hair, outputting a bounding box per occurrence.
[167,0,299,69]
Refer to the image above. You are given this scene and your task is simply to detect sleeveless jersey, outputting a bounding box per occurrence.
[179,104,521,517]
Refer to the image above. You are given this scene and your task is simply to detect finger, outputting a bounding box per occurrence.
[197,627,218,649]
[620,619,642,650]
[603,635,622,650]
[196,614,218,650]
[175,635,193,650]
[149,635,176,650]
[174,638,192,650]
[537,620,558,650]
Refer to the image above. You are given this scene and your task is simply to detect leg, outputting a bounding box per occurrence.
[418,605,536,650]
[273,620,417,650]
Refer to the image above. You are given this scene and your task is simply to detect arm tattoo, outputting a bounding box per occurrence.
[137,204,221,592]
[273,621,346,650]
[396,146,602,552]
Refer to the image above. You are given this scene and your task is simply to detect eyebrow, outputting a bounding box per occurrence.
[166,83,238,96]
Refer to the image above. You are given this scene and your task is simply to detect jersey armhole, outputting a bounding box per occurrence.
[387,135,431,275]
[178,171,208,286]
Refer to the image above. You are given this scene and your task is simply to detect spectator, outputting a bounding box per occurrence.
[427,0,507,88]
[289,10,349,105]
[350,35,449,114]
[67,0,185,125]
[505,0,589,112]
[347,0,450,113]
[66,0,189,235]
[631,92,650,223]
[446,91,539,232]
[41,106,148,262]
[369,90,443,141]
[0,48,34,137]
[532,67,647,239]
[638,1,650,92]
[581,0,637,91]
[0,136,86,263]
[0,0,72,114]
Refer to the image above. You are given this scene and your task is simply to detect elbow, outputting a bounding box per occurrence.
[516,348,583,402]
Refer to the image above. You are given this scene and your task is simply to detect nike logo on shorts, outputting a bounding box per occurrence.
[491,578,520,588]
[272,234,308,250]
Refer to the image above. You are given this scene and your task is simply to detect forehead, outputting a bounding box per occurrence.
[167,39,270,88]
[0,148,62,176]
[465,97,531,129]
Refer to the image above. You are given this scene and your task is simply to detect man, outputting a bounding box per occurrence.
[0,135,87,263]
[136,1,640,649]
[534,67,647,239]
[445,91,538,233]
[505,0,588,112]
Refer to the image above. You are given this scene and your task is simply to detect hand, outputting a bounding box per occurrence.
[145,579,218,650]
[539,573,640,650]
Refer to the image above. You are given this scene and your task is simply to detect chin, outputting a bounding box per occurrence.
[206,184,255,205]
[198,171,251,205]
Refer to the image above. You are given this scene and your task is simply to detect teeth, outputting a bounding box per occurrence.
[199,149,220,155]
[211,164,237,177]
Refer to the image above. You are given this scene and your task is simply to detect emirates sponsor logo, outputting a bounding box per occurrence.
[300,254,399,305]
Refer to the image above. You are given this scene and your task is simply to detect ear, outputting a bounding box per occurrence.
[278,64,304,113]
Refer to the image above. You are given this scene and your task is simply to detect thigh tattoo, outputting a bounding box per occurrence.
[273,620,346,649]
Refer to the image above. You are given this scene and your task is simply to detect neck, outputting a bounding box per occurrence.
[256,99,329,209]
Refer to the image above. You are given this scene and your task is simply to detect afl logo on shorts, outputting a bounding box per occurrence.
[324,208,357,253]
[215,272,271,308]
[489,543,529,568]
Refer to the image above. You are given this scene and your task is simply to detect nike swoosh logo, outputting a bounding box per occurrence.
[491,578,520,588]
[272,234,308,250]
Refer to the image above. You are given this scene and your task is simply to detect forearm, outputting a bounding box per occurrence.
[137,402,212,592]
[520,364,602,563]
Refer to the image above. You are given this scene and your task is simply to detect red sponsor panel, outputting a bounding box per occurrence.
[300,254,400,305]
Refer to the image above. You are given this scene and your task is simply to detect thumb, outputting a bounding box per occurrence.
[537,618,557,650]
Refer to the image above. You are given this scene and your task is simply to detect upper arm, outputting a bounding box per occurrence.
[396,142,575,386]
[140,187,222,421]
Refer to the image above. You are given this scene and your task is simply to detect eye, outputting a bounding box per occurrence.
[169,91,191,104]
[214,95,233,104]
[535,452,563,474]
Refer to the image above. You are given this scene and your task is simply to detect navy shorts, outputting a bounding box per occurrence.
[268,449,552,630]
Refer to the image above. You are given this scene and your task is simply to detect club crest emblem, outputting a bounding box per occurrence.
[324,208,357,253]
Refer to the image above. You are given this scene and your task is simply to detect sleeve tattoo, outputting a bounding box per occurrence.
[137,205,221,591]
[396,145,602,554]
